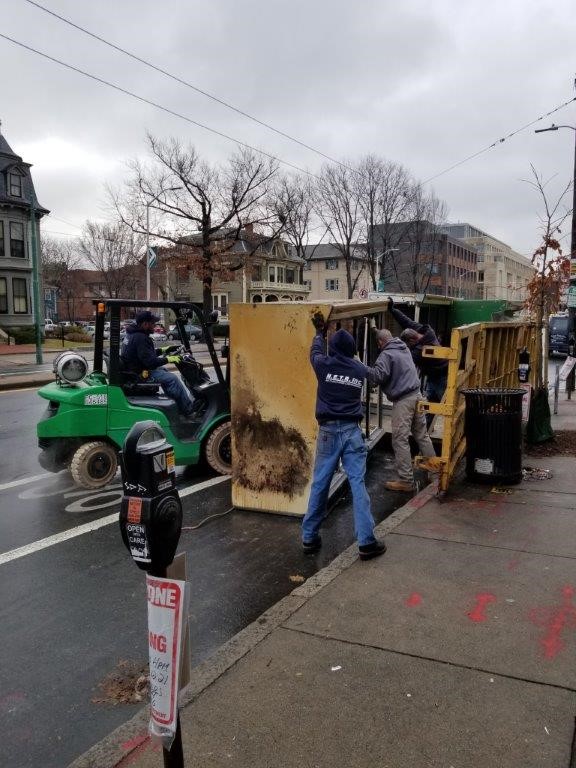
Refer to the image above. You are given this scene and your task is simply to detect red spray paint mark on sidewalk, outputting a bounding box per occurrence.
[529,585,576,660]
[507,557,520,571]
[467,593,497,622]
[405,592,422,607]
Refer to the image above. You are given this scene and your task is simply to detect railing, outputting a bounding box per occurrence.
[418,322,538,495]
[250,281,310,292]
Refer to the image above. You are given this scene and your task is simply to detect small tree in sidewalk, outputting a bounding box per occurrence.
[523,165,572,443]
[524,165,572,390]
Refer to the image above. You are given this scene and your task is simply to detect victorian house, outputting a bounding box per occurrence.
[159,224,310,314]
[0,127,49,331]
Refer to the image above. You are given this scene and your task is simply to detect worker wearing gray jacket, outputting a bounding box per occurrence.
[365,327,437,491]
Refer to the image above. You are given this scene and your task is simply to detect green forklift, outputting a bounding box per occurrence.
[37,299,231,489]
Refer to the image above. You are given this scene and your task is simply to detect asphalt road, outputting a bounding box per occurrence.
[0,386,405,768]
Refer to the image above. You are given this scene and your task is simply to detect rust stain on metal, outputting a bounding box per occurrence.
[233,372,311,499]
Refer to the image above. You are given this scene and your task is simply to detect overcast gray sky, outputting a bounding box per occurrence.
[2,0,575,258]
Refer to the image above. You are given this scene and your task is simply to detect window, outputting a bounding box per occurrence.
[325,259,338,270]
[304,280,312,290]
[268,265,276,282]
[252,264,262,281]
[352,260,360,271]
[0,221,4,258]
[12,277,28,313]
[0,278,6,313]
[286,268,295,284]
[325,278,339,291]
[212,293,228,315]
[478,271,484,283]
[9,173,22,197]
[303,261,311,271]
[10,222,25,258]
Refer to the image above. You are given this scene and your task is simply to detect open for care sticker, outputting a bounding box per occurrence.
[84,393,108,405]
[126,521,151,563]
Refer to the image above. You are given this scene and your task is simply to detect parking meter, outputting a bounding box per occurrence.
[518,347,530,383]
[119,420,182,575]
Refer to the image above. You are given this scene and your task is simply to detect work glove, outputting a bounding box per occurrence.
[387,296,394,309]
[312,311,327,335]
[166,355,182,364]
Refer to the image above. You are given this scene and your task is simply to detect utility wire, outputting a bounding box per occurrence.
[23,0,348,173]
[423,96,576,185]
[0,32,319,180]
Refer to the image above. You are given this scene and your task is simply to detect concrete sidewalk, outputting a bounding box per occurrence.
[70,399,576,768]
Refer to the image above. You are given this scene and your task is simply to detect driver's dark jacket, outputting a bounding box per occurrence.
[120,325,167,373]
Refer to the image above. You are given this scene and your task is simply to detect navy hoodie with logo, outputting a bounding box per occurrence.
[120,324,167,373]
[310,329,367,424]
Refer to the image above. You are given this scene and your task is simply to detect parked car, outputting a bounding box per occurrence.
[167,323,204,342]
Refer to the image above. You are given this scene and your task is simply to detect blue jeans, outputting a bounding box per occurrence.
[425,373,447,404]
[149,367,193,416]
[302,421,376,547]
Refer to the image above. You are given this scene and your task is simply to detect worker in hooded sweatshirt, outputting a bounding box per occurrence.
[365,326,438,492]
[301,312,386,561]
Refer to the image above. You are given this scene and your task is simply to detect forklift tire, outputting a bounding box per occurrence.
[204,421,232,475]
[70,441,118,489]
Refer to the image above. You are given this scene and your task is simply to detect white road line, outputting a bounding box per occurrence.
[0,473,52,492]
[0,474,229,566]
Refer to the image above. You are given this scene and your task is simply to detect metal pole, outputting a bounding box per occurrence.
[30,194,43,364]
[554,363,560,414]
[146,202,151,302]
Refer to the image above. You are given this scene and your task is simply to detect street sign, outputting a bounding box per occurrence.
[146,575,188,743]
[567,284,576,308]
[148,247,157,269]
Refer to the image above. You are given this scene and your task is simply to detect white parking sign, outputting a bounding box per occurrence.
[146,576,187,741]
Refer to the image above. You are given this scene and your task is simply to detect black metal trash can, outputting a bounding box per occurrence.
[461,388,526,485]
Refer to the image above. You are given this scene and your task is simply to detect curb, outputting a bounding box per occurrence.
[67,480,438,768]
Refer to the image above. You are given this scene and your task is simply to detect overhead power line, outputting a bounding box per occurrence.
[23,0,349,171]
[423,96,576,185]
[0,32,319,180]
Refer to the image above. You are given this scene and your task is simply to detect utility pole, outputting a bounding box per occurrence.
[30,192,43,365]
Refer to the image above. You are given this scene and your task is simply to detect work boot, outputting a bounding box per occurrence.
[302,536,322,554]
[358,540,387,561]
[385,479,414,492]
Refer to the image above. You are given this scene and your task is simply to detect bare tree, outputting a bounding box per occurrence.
[354,156,414,289]
[273,172,323,262]
[112,135,281,314]
[314,162,363,298]
[78,221,145,298]
[41,235,82,322]
[524,165,572,389]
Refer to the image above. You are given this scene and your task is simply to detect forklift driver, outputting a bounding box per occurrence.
[120,310,195,417]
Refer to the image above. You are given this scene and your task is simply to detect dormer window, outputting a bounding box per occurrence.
[9,172,22,198]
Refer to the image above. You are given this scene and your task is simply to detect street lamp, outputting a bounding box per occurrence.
[457,267,477,299]
[145,187,182,301]
[534,123,576,283]
[377,248,399,292]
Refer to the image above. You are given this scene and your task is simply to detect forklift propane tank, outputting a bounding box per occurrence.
[119,420,182,573]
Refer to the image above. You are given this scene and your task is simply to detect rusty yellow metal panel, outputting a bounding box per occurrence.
[230,302,332,515]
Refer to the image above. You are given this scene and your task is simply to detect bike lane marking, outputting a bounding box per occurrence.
[0,475,229,566]
[0,473,52,492]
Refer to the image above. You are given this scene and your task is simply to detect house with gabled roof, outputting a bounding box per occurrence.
[0,126,49,331]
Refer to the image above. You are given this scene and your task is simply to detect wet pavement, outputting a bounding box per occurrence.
[0,423,406,768]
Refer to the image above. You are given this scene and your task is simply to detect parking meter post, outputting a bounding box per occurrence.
[118,421,185,768]
[567,337,575,400]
